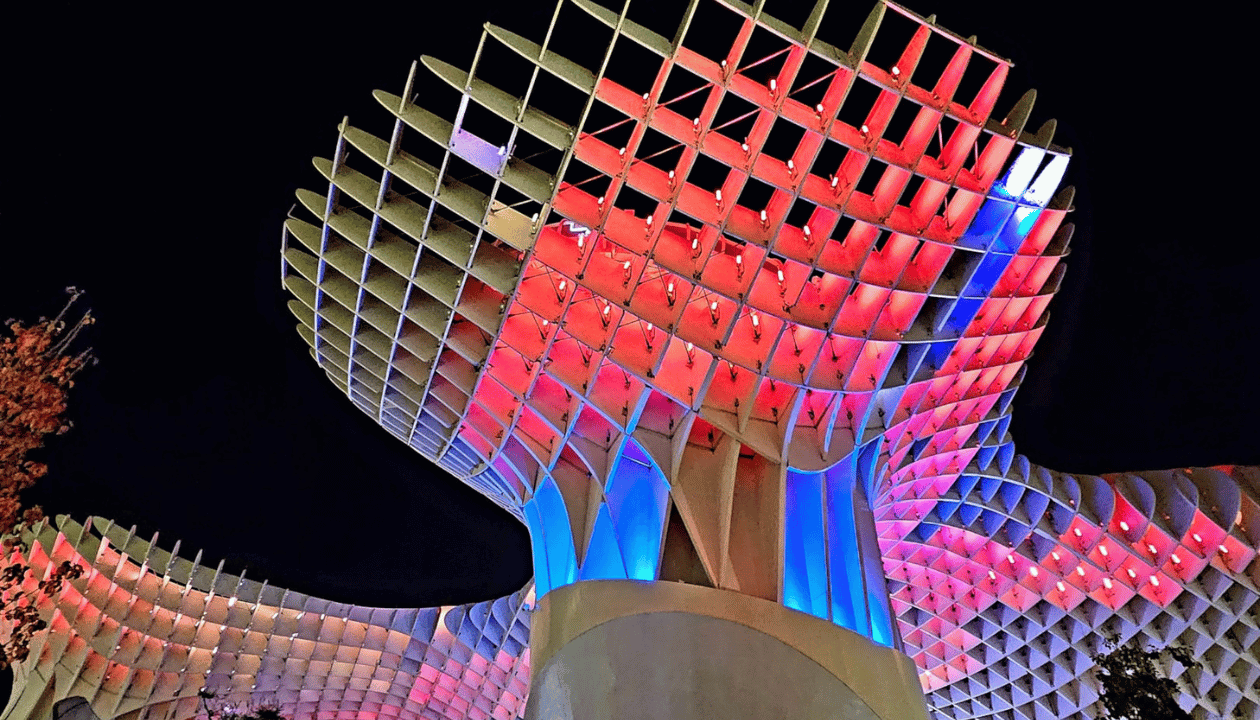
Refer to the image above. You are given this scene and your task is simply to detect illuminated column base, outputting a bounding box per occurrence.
[526,581,929,720]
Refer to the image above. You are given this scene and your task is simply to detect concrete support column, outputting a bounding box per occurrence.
[1,664,58,720]
[526,581,929,720]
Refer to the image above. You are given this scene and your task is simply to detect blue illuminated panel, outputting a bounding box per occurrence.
[781,439,897,648]
[524,440,669,598]
[579,505,628,581]
[784,470,828,618]
[524,476,577,599]
[603,441,670,580]
[525,434,899,649]
[941,147,1070,345]
[826,461,865,635]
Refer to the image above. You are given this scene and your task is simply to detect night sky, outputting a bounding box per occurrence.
[3,0,1256,610]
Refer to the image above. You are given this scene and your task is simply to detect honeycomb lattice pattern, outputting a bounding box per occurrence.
[895,464,1260,719]
[5,481,1256,720]
[3,517,534,720]
[5,1,1256,720]
[279,0,1075,630]
[273,0,1260,712]
[279,0,1067,529]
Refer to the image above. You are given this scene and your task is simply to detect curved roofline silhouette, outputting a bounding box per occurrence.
[4,1,1257,719]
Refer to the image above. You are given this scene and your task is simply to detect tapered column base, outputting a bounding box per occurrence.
[526,581,929,720]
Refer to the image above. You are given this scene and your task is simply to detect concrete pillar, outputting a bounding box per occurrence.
[527,581,929,720]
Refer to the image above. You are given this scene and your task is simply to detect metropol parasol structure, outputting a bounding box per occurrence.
[5,1,1258,719]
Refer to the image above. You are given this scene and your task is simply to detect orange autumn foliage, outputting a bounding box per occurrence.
[0,289,93,667]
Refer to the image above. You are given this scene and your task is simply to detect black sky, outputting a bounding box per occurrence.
[3,0,1256,609]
